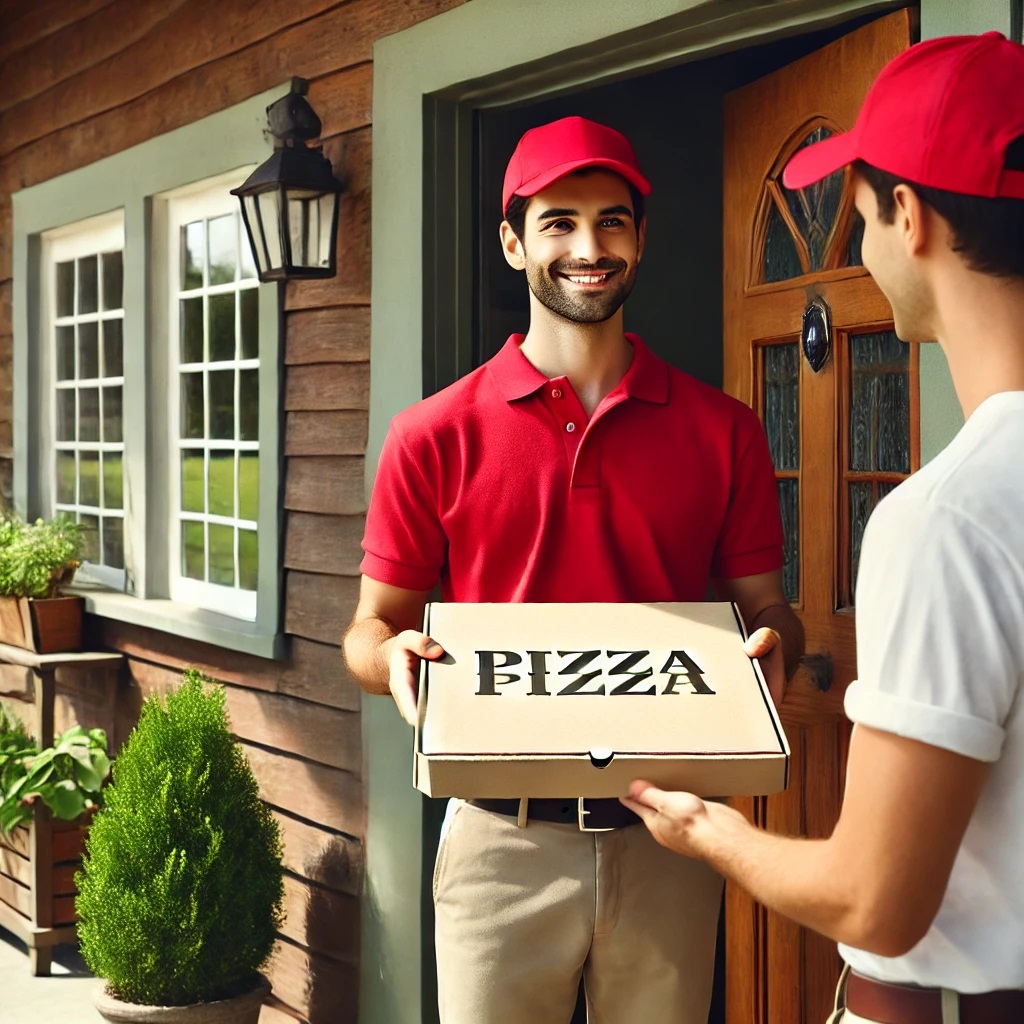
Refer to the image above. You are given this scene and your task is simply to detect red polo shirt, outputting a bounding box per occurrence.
[361,334,783,602]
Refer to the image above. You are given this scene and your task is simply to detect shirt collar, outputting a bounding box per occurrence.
[489,333,669,405]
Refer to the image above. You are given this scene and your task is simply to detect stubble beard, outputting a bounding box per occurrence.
[525,256,637,325]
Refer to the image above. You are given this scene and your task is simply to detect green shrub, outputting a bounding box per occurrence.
[75,669,285,1006]
[0,514,85,599]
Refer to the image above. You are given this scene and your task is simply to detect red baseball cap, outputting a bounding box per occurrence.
[502,115,651,214]
[784,32,1024,199]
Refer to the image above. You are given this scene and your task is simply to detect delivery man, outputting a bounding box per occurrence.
[624,32,1024,1024]
[344,114,804,1023]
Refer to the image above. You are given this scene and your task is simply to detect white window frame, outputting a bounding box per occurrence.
[12,87,287,658]
[43,213,127,592]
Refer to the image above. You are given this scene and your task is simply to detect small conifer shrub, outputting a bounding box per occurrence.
[75,669,285,1006]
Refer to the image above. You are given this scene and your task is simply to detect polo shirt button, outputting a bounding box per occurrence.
[551,388,563,398]
[565,422,576,433]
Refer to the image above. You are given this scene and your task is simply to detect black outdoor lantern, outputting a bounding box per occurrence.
[231,78,344,282]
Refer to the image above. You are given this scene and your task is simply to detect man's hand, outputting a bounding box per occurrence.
[621,780,746,858]
[744,626,785,707]
[386,630,445,725]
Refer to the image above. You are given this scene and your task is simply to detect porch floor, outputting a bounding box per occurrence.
[0,926,103,1023]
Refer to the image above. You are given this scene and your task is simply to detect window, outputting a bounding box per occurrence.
[166,186,261,620]
[45,216,126,590]
[13,89,285,657]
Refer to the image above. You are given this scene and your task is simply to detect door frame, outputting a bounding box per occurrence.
[364,2,915,1023]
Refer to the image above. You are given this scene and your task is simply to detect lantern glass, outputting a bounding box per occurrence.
[256,191,284,272]
[284,188,335,271]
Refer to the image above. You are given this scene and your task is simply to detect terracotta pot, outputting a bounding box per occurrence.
[94,976,271,1024]
[0,595,83,654]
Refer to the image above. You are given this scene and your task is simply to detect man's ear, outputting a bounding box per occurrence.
[500,220,526,270]
[636,214,647,264]
[892,183,930,257]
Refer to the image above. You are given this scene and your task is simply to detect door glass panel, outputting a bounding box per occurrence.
[781,128,845,270]
[761,341,800,602]
[763,201,804,283]
[843,329,913,605]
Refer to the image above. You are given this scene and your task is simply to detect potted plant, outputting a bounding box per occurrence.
[0,513,86,654]
[0,703,109,957]
[75,669,285,1023]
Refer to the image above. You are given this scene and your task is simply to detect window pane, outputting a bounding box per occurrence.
[102,386,123,443]
[56,261,75,317]
[208,369,234,439]
[208,214,237,286]
[763,343,799,471]
[102,517,124,570]
[79,321,99,379]
[239,452,258,521]
[181,451,205,513]
[763,201,804,283]
[79,387,100,442]
[78,255,98,314]
[208,293,235,363]
[102,251,123,310]
[103,453,123,510]
[183,221,205,290]
[182,521,205,579]
[208,523,235,586]
[57,452,76,503]
[240,288,258,360]
[57,325,75,380]
[181,297,204,364]
[781,128,844,271]
[181,372,205,439]
[849,330,910,473]
[239,369,259,441]
[80,514,100,563]
[317,193,334,270]
[240,220,257,279]
[80,451,100,506]
[208,450,234,517]
[778,478,799,603]
[102,319,123,377]
[239,528,258,591]
[56,390,75,442]
[849,482,873,597]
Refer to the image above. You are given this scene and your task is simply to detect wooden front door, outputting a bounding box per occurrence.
[722,11,916,1024]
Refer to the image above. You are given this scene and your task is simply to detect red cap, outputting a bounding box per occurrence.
[502,116,651,214]
[784,32,1024,199]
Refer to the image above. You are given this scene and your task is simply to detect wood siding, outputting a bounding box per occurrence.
[0,1,467,1019]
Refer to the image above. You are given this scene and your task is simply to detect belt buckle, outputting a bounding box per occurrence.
[577,797,616,832]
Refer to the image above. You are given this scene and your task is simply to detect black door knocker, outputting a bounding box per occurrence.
[801,296,832,372]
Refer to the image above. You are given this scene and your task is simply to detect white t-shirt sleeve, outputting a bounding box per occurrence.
[845,492,1017,762]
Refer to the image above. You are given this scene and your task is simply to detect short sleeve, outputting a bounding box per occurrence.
[360,422,447,591]
[845,494,1017,762]
[710,411,785,579]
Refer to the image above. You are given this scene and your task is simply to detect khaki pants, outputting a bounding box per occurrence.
[826,964,963,1024]
[433,799,723,1024]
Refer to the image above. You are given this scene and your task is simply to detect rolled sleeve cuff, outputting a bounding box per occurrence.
[712,545,784,580]
[845,680,1005,762]
[360,550,440,592]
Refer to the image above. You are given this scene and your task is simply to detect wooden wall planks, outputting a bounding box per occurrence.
[0,1,474,1017]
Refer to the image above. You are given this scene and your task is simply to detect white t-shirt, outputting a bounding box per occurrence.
[840,390,1024,993]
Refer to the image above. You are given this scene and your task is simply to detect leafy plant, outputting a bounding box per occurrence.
[0,704,109,833]
[75,669,285,1006]
[0,514,85,599]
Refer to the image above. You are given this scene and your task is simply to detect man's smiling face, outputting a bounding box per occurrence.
[515,169,644,325]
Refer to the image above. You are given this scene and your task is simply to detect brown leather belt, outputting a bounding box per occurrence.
[847,970,1024,1024]
[468,797,641,830]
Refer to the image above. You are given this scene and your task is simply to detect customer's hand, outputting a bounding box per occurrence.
[743,626,785,707]
[387,630,445,725]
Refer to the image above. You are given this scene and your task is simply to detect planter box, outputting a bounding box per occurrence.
[0,596,84,654]
[0,807,90,974]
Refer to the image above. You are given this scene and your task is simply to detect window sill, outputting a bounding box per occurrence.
[66,582,285,661]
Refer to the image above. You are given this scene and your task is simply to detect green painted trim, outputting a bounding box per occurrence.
[367,3,906,1023]
[12,85,287,654]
